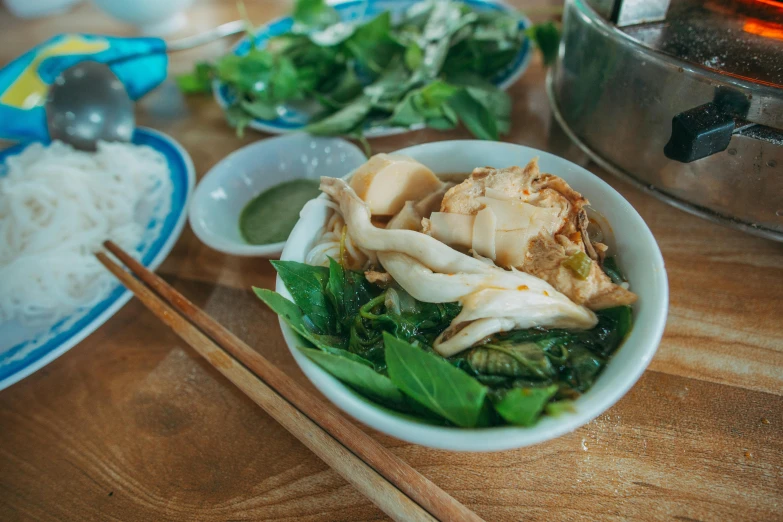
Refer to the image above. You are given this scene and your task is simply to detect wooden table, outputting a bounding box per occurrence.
[1,1,781,520]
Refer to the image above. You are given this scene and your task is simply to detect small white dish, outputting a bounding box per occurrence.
[189,134,367,257]
[92,0,194,35]
[278,140,669,451]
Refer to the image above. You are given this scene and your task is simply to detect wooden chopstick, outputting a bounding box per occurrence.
[99,241,485,522]
[96,251,435,522]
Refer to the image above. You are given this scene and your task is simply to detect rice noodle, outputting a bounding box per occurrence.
[0,140,172,324]
[305,202,376,270]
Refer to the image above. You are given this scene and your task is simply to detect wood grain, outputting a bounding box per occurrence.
[94,251,438,522]
[1,0,782,521]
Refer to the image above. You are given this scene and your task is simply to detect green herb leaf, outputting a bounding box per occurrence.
[301,347,407,408]
[253,287,346,353]
[384,333,487,427]
[328,257,378,332]
[345,12,402,75]
[446,88,498,140]
[404,42,423,71]
[176,62,213,94]
[545,400,576,417]
[566,345,605,391]
[240,99,278,120]
[225,105,252,138]
[468,342,556,380]
[602,256,626,284]
[526,21,561,66]
[491,385,558,426]
[306,96,372,135]
[293,0,339,30]
[270,260,334,334]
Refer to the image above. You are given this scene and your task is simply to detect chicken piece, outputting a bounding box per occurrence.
[438,160,637,310]
[364,270,393,287]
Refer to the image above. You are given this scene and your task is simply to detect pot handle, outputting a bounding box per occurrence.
[663,103,735,163]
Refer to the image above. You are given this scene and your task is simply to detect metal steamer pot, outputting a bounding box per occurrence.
[548,0,783,241]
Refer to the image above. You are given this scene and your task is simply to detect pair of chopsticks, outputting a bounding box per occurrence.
[97,241,483,522]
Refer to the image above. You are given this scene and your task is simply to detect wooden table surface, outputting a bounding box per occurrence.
[1,1,781,521]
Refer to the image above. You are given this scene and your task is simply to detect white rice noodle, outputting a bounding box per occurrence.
[305,204,376,270]
[0,140,172,324]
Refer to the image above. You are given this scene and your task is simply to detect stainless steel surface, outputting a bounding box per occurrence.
[45,62,134,151]
[620,0,783,89]
[166,20,246,52]
[589,0,672,27]
[548,71,783,242]
[551,0,783,241]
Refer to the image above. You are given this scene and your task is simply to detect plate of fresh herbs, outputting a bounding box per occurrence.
[178,0,560,141]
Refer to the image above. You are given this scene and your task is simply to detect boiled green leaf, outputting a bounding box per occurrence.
[384,333,487,427]
[252,287,348,353]
[302,347,407,408]
[602,256,626,284]
[270,260,334,333]
[328,257,378,332]
[491,385,558,426]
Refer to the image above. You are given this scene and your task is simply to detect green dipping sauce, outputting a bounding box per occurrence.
[239,179,322,245]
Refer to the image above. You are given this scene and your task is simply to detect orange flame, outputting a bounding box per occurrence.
[743,19,783,40]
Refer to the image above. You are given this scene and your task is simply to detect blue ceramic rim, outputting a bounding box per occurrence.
[0,127,195,390]
[213,0,532,134]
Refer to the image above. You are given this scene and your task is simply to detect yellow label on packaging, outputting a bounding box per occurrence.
[1,35,109,110]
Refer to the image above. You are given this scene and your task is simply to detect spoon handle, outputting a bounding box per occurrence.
[166,20,247,52]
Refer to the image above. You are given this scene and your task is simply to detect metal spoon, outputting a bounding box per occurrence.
[45,61,135,151]
[44,21,248,151]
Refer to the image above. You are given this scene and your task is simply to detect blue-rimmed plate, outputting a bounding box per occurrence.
[214,0,532,137]
[0,127,194,391]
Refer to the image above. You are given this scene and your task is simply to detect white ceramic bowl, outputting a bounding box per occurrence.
[189,134,367,257]
[92,0,194,35]
[278,140,669,451]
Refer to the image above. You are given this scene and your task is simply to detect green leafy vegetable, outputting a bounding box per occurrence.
[176,62,213,93]
[491,385,558,426]
[327,257,378,332]
[293,0,340,30]
[252,287,347,354]
[302,347,408,408]
[270,260,334,334]
[602,256,626,284]
[525,21,560,66]
[306,96,373,135]
[255,257,633,429]
[179,0,559,140]
[384,333,487,427]
[445,88,499,141]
